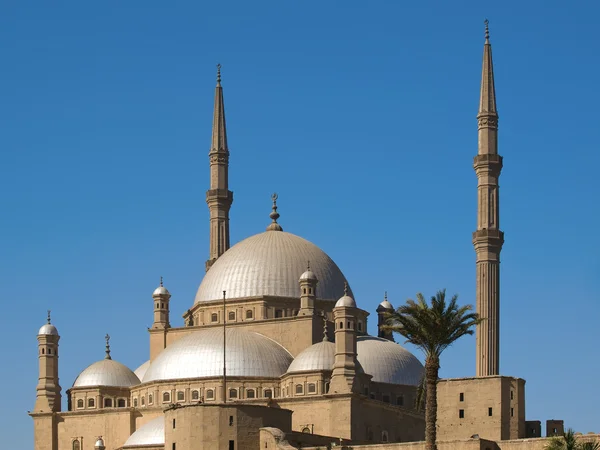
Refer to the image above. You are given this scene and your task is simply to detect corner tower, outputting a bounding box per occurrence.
[34,311,61,413]
[473,20,504,377]
[206,64,233,272]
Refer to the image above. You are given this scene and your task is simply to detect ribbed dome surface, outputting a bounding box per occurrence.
[143,328,293,383]
[38,324,58,336]
[134,360,150,381]
[73,359,140,388]
[195,231,352,303]
[287,341,335,373]
[356,336,423,386]
[123,416,164,447]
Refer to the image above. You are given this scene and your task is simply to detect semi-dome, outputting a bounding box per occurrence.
[195,231,352,303]
[123,416,164,448]
[73,359,141,388]
[133,360,150,381]
[356,336,423,386]
[287,341,335,373]
[143,328,293,383]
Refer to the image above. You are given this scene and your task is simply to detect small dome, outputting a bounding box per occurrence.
[133,360,150,381]
[195,231,352,303]
[356,336,423,386]
[153,286,170,297]
[94,437,105,449]
[123,417,164,448]
[378,299,393,310]
[38,324,58,336]
[299,269,317,282]
[335,294,356,308]
[287,341,335,373]
[73,359,141,388]
[143,328,293,383]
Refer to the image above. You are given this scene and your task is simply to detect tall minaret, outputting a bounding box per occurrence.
[34,311,62,413]
[473,20,504,377]
[205,64,233,272]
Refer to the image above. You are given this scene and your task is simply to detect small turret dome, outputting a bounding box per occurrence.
[335,283,356,307]
[38,311,58,335]
[379,299,393,310]
[123,417,165,448]
[287,341,335,373]
[94,437,105,449]
[299,263,317,282]
[153,278,170,297]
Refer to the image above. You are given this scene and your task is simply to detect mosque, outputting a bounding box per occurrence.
[30,24,594,450]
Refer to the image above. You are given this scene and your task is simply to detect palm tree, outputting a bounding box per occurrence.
[383,289,481,450]
[546,429,600,450]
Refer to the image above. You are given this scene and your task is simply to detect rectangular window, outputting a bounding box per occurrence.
[172,444,176,450]
[488,407,493,416]
[511,408,514,417]
[459,409,465,419]
[510,390,514,400]
[459,392,464,402]
[173,419,176,429]
[229,440,235,450]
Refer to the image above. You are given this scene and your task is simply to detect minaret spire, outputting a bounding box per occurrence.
[473,20,504,377]
[206,64,234,272]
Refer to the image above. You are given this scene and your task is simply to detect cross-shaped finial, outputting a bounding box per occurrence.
[105,334,111,360]
[47,310,51,324]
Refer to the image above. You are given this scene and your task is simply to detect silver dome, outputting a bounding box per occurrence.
[299,269,317,281]
[143,328,293,383]
[94,437,105,449]
[287,341,335,373]
[153,286,170,297]
[356,336,423,386]
[379,299,393,310]
[73,359,141,388]
[134,360,150,381]
[195,231,352,303]
[38,324,58,336]
[123,416,164,448]
[335,295,356,308]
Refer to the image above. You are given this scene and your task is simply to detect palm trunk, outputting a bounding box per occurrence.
[425,355,440,450]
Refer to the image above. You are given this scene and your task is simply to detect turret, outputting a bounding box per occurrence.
[152,277,171,329]
[376,292,394,342]
[298,262,318,316]
[34,311,62,413]
[329,283,360,394]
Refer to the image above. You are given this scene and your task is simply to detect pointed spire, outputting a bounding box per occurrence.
[47,310,51,324]
[211,63,228,155]
[104,334,111,360]
[266,193,283,231]
[479,19,497,118]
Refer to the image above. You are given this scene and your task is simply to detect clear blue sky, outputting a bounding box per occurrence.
[1,1,598,448]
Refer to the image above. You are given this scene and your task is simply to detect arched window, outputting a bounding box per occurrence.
[347,321,351,329]
[228,311,235,321]
[177,391,184,401]
[303,288,306,294]
[48,348,52,355]
[88,398,95,408]
[141,396,145,406]
[307,383,316,394]
[396,395,404,406]
[246,389,255,399]
[229,388,238,399]
[163,392,171,403]
[104,398,113,408]
[156,303,159,308]
[72,439,81,450]
[324,382,330,394]
[246,310,253,319]
[295,384,303,395]
[41,348,45,355]
[76,399,84,409]
[264,389,273,398]
[206,389,214,400]
[211,313,218,322]
[117,398,126,407]
[148,394,153,404]
[191,390,199,400]
[339,322,343,329]
[133,398,138,407]
[358,322,363,331]
[382,430,389,442]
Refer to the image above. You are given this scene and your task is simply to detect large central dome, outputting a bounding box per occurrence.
[195,230,352,303]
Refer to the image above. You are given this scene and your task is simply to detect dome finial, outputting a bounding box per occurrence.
[322,314,329,342]
[384,291,388,301]
[216,63,222,86]
[160,276,163,287]
[266,192,283,231]
[47,309,51,324]
[307,260,311,271]
[484,18,490,42]
[344,281,349,296]
[105,334,111,360]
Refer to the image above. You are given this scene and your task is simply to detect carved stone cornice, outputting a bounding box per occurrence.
[477,115,498,130]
